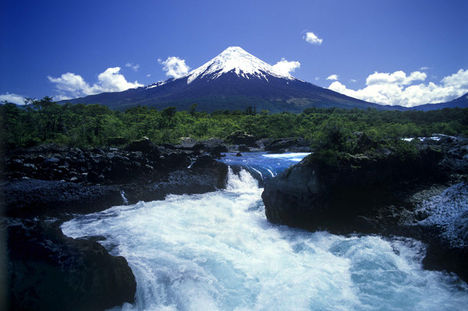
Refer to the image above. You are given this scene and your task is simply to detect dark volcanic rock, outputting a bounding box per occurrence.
[262,139,468,281]
[125,137,159,155]
[263,147,444,231]
[123,157,228,203]
[264,137,311,153]
[4,144,229,217]
[3,140,230,310]
[3,179,123,217]
[193,138,228,157]
[6,219,136,311]
[226,131,258,147]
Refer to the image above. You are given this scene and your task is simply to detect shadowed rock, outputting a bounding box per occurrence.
[6,219,136,311]
[262,137,468,281]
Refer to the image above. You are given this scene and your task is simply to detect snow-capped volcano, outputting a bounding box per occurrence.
[62,46,388,112]
[186,46,295,83]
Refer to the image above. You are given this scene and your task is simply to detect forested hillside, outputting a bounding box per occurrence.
[1,97,467,149]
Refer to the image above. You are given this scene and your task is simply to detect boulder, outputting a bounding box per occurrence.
[7,219,136,311]
[125,137,159,156]
[226,131,258,147]
[178,137,197,149]
[122,158,229,203]
[193,138,228,157]
[264,137,310,153]
[3,142,231,310]
[262,147,444,232]
[262,140,468,281]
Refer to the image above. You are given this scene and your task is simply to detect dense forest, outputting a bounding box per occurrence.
[1,97,467,150]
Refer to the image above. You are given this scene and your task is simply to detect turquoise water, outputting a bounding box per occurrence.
[62,153,468,310]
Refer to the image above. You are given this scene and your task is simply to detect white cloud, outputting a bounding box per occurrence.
[326,74,338,81]
[48,67,143,99]
[303,32,323,45]
[54,95,72,101]
[350,79,357,83]
[441,69,468,89]
[95,67,143,92]
[146,74,151,77]
[125,63,140,71]
[48,72,92,97]
[0,93,27,105]
[366,70,426,86]
[420,66,430,71]
[328,69,468,107]
[272,58,301,76]
[158,56,190,79]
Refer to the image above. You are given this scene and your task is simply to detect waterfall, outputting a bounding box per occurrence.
[62,153,468,311]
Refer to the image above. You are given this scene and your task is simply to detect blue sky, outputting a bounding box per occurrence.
[1,0,467,106]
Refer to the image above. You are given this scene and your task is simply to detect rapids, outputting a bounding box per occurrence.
[62,153,468,311]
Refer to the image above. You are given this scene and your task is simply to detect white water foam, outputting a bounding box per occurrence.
[62,169,468,311]
[262,152,311,162]
[417,182,468,247]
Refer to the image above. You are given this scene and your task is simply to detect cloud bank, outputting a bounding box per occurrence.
[328,69,468,107]
[158,57,190,79]
[272,58,301,76]
[48,67,143,100]
[0,93,27,105]
[303,32,323,45]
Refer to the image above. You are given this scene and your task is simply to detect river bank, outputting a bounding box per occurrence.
[2,135,311,310]
[3,135,468,309]
[2,138,232,310]
[263,135,468,282]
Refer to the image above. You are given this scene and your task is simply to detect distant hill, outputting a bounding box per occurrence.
[411,93,468,111]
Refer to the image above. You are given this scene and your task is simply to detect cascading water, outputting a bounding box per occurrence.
[61,153,468,311]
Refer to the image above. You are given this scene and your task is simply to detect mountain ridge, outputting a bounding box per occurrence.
[59,47,464,112]
[411,93,468,111]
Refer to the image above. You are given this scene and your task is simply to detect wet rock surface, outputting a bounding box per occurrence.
[5,218,136,311]
[4,141,229,215]
[262,136,468,282]
[2,139,230,310]
[264,137,311,153]
[2,135,312,310]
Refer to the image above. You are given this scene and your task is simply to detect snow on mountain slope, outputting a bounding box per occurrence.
[63,46,392,112]
[186,46,295,84]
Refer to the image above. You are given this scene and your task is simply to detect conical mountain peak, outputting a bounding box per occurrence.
[186,46,295,83]
[64,44,380,112]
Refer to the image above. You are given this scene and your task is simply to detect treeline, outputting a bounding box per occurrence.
[1,97,467,149]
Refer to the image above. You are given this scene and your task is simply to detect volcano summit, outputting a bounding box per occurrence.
[62,47,386,112]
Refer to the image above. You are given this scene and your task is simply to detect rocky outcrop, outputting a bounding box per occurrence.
[6,218,136,311]
[226,131,258,147]
[263,137,311,153]
[3,140,230,310]
[263,146,445,231]
[4,159,228,218]
[3,179,122,217]
[262,136,468,281]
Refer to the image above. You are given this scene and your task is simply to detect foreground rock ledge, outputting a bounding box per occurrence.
[262,138,468,282]
[6,219,136,311]
[3,141,230,310]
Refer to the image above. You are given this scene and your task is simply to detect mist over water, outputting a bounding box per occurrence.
[62,154,468,311]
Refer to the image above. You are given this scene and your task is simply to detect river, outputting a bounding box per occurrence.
[61,153,468,311]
